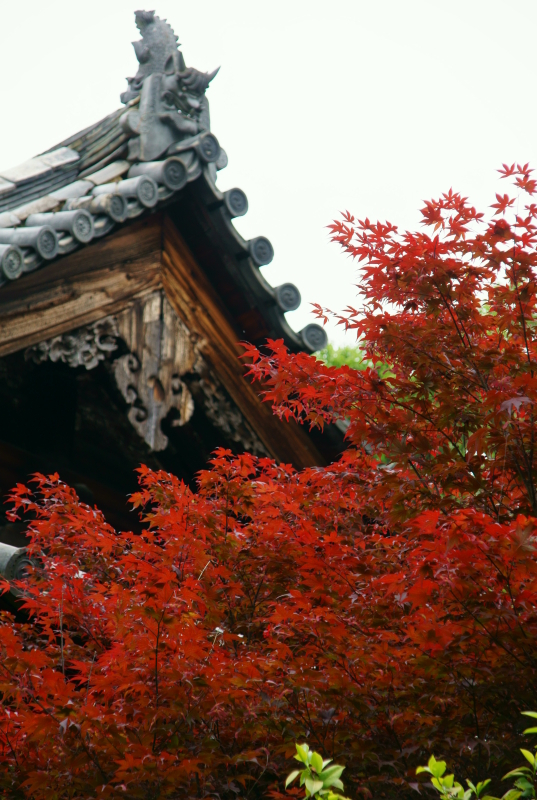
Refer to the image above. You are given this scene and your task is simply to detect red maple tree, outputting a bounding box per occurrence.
[2,165,537,799]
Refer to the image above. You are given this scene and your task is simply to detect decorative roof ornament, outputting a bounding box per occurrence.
[120,10,220,162]
[121,10,182,101]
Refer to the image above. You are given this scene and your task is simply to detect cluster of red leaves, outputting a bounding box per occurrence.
[247,164,537,523]
[2,166,537,799]
[4,462,536,800]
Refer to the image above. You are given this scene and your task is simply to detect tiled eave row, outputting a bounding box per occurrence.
[0,111,327,354]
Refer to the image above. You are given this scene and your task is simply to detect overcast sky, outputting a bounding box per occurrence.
[0,0,535,344]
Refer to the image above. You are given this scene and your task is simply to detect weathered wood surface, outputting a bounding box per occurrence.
[0,211,325,468]
[161,216,325,468]
[114,291,196,451]
[0,216,162,357]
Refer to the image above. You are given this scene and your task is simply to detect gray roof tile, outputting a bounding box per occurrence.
[49,180,93,201]
[12,196,61,221]
[0,158,53,184]
[0,212,21,228]
[40,147,79,169]
[84,160,130,185]
[0,178,15,196]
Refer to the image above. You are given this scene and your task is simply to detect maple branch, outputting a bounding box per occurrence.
[154,616,161,714]
[433,281,489,392]
[2,727,21,770]
[246,574,266,645]
[465,544,536,666]
[403,341,482,400]
[408,458,442,501]
[245,748,270,798]
[85,651,96,706]
[73,727,111,785]
[510,251,534,377]
[507,438,537,514]
[531,407,535,504]
[384,391,465,458]
[512,416,537,512]
[59,584,65,678]
[446,588,528,669]
[198,560,212,580]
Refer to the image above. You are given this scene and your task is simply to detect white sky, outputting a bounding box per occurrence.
[0,0,535,345]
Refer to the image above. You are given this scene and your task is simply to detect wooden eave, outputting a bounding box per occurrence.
[0,211,327,468]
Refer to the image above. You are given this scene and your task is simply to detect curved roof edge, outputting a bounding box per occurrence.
[0,9,328,354]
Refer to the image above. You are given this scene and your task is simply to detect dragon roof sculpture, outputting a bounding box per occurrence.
[122,10,184,101]
[120,11,219,161]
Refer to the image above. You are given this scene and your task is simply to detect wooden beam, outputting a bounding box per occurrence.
[161,216,325,468]
[0,212,327,468]
[0,216,162,357]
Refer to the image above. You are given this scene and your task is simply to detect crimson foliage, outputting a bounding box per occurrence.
[2,165,537,799]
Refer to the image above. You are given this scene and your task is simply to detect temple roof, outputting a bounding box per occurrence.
[0,10,327,355]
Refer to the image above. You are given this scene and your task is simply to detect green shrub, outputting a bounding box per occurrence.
[317,343,367,371]
[286,743,350,800]
[417,712,537,800]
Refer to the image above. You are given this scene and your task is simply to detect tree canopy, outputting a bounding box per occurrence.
[2,164,537,799]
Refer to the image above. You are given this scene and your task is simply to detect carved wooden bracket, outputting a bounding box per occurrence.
[186,366,267,456]
[113,291,195,451]
[25,291,196,452]
[24,289,266,456]
[25,317,119,370]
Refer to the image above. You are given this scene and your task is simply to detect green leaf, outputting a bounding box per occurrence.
[521,712,537,720]
[321,766,345,785]
[416,766,431,776]
[428,756,447,779]
[522,728,537,735]
[305,778,324,796]
[503,769,531,780]
[501,791,523,800]
[513,778,534,791]
[296,744,310,765]
[331,779,344,791]
[520,749,535,767]
[311,752,324,775]
[469,779,493,798]
[286,770,300,788]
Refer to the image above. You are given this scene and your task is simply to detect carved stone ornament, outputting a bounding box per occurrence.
[25,317,119,370]
[120,11,218,162]
[113,291,196,451]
